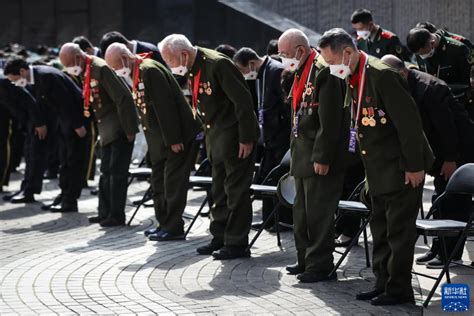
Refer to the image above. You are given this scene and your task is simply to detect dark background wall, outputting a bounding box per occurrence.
[0,0,472,55]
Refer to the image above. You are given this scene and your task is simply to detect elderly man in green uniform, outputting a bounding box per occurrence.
[406,27,474,119]
[59,43,139,227]
[105,42,201,241]
[277,29,348,283]
[158,34,259,259]
[351,8,409,61]
[319,28,434,306]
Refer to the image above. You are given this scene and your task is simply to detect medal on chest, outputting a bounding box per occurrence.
[133,80,147,115]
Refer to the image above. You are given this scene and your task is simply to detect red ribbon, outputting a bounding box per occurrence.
[291,49,318,111]
[83,56,92,109]
[192,70,202,114]
[132,53,152,92]
[351,51,368,128]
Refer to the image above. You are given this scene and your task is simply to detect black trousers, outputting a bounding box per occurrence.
[21,128,48,195]
[58,130,87,206]
[0,111,12,187]
[98,135,133,222]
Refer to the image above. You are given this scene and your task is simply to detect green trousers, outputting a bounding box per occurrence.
[293,172,345,273]
[209,152,255,247]
[149,138,198,234]
[370,184,423,297]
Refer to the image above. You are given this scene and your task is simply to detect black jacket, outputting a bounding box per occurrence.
[256,57,291,146]
[407,69,474,172]
[29,66,85,134]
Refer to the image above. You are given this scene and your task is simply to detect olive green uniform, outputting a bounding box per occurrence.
[137,58,201,234]
[86,56,139,222]
[289,51,349,274]
[346,56,434,297]
[415,34,474,119]
[357,27,409,61]
[188,48,259,247]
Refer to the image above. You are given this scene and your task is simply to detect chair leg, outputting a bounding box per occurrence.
[419,202,429,245]
[274,205,281,248]
[246,203,280,252]
[363,225,371,268]
[184,196,208,238]
[127,185,152,226]
[440,237,451,283]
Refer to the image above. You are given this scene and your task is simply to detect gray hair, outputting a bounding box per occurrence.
[158,34,195,54]
[317,28,357,52]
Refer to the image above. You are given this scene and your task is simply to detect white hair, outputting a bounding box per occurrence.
[105,42,135,59]
[158,34,195,54]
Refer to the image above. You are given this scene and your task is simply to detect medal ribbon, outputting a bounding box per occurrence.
[351,51,368,129]
[83,56,92,110]
[291,49,317,111]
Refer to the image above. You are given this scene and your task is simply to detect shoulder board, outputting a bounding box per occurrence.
[380,30,394,39]
[314,54,327,69]
[451,35,465,42]
[445,36,464,47]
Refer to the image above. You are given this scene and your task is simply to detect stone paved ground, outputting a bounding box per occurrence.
[0,165,473,315]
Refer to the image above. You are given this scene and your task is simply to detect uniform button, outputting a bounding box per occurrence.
[201,112,205,116]
[97,119,101,124]
[93,109,97,112]
[143,126,147,131]
[189,73,193,77]
[197,100,200,103]
[358,133,363,138]
[206,124,211,129]
[203,56,207,60]
[361,150,367,155]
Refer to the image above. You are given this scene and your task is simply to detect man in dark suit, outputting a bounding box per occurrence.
[0,74,47,203]
[99,31,163,63]
[233,47,291,230]
[4,57,88,213]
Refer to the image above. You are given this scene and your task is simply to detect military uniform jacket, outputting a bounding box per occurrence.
[288,52,349,178]
[188,47,259,163]
[346,56,434,196]
[357,27,408,60]
[137,58,201,159]
[87,56,139,146]
[416,34,472,90]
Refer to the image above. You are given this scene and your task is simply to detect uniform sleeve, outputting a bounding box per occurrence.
[455,45,472,86]
[425,83,458,161]
[311,68,345,165]
[99,66,139,135]
[376,70,426,172]
[142,67,183,146]
[215,58,259,143]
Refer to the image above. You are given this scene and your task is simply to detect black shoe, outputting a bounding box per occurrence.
[426,258,463,269]
[100,218,125,227]
[88,216,103,224]
[50,204,78,213]
[3,190,22,201]
[149,231,185,241]
[43,170,58,179]
[41,195,62,211]
[370,294,415,306]
[268,224,292,233]
[144,227,161,237]
[286,263,305,275]
[197,242,223,255]
[297,271,337,283]
[10,193,35,204]
[356,288,384,301]
[90,188,98,195]
[416,251,437,264]
[212,246,251,260]
[251,221,264,230]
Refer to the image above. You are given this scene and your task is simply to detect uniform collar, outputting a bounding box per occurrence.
[370,26,382,42]
[188,47,205,79]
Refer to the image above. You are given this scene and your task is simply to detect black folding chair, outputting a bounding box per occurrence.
[413,163,474,307]
[247,172,295,251]
[331,181,372,276]
[127,167,153,226]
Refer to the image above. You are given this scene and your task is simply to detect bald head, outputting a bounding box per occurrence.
[59,42,84,69]
[278,29,311,70]
[104,42,135,72]
[381,54,406,70]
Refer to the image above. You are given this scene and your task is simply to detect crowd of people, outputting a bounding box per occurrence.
[1,8,474,306]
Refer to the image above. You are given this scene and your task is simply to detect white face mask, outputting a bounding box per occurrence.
[14,77,28,87]
[115,59,131,78]
[65,65,82,76]
[170,54,189,76]
[281,56,299,72]
[243,64,258,80]
[356,30,371,40]
[419,47,435,60]
[329,53,352,80]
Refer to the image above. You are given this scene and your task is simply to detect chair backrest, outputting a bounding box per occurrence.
[277,173,296,208]
[280,149,291,168]
[446,163,474,195]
